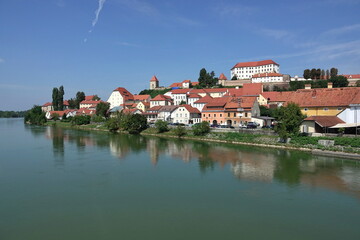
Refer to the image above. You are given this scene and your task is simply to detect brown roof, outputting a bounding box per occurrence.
[150,75,158,82]
[231,60,279,69]
[113,87,134,101]
[158,105,178,112]
[219,73,227,80]
[303,116,345,127]
[151,94,172,101]
[133,94,151,101]
[180,104,201,114]
[194,95,213,104]
[225,96,257,109]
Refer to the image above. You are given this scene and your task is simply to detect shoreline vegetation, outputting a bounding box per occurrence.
[44,121,360,160]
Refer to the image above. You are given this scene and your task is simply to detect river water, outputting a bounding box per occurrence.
[1,118,360,240]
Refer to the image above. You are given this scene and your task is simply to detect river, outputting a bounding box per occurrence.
[1,118,360,240]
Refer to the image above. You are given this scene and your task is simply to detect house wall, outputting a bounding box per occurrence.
[301,107,343,117]
[201,111,227,125]
[172,107,191,124]
[300,121,316,133]
[231,64,280,79]
[338,107,360,124]
[107,92,123,109]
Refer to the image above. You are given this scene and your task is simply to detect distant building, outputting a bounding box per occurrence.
[150,75,159,90]
[231,59,280,80]
[107,87,134,109]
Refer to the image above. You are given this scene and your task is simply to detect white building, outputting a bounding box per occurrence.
[251,73,284,83]
[172,104,201,124]
[107,87,134,109]
[231,59,280,80]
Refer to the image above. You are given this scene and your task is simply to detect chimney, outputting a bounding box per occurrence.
[305,84,311,89]
[327,82,333,88]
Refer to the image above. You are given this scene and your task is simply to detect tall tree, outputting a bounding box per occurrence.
[303,69,310,79]
[310,68,317,80]
[316,69,321,80]
[330,67,338,78]
[59,86,64,110]
[198,68,218,88]
[321,69,325,79]
[325,69,330,80]
[330,75,348,88]
[75,91,85,109]
[274,103,305,140]
[52,87,59,111]
[96,102,110,118]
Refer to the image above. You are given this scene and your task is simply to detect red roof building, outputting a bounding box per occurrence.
[231,59,280,80]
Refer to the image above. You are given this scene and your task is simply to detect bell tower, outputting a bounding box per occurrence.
[150,75,159,90]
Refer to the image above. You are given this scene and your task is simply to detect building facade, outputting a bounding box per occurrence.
[231,60,280,80]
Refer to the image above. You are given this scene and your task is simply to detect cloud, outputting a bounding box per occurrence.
[0,58,4,63]
[323,23,360,35]
[259,28,293,40]
[116,41,139,47]
[92,0,107,27]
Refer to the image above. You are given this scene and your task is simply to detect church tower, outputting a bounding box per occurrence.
[150,75,159,90]
[218,73,227,86]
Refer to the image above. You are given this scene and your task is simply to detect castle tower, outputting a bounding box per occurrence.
[218,73,227,86]
[150,75,159,90]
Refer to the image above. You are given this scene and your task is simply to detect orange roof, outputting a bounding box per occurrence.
[225,96,256,109]
[262,91,292,102]
[303,116,345,127]
[133,94,151,101]
[85,95,96,101]
[188,93,201,98]
[192,82,199,86]
[169,82,182,88]
[147,106,163,111]
[171,88,189,94]
[182,80,191,83]
[113,87,134,102]
[231,60,278,69]
[219,73,227,80]
[342,74,360,79]
[80,100,103,105]
[194,95,213,104]
[288,88,360,107]
[190,89,207,94]
[122,108,141,114]
[180,104,200,114]
[151,94,172,101]
[252,73,282,78]
[243,83,263,95]
[203,88,228,93]
[150,75,158,82]
[43,102,52,107]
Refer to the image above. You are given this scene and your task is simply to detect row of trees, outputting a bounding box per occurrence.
[303,67,338,80]
[0,111,27,118]
[52,86,65,111]
[289,75,349,91]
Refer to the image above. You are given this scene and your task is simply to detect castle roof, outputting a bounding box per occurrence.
[231,60,279,69]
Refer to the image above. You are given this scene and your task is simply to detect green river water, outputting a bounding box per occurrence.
[0,118,360,240]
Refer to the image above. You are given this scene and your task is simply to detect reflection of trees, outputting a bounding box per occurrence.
[109,134,147,159]
[192,142,215,173]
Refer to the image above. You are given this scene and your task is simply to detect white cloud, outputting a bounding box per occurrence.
[323,23,360,35]
[92,0,107,27]
[116,41,139,47]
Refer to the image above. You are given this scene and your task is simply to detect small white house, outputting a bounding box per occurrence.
[172,104,201,124]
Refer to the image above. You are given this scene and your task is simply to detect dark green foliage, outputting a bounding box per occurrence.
[71,115,91,125]
[198,68,218,88]
[92,95,101,100]
[96,102,110,118]
[52,113,60,121]
[289,79,330,91]
[173,125,186,137]
[273,103,305,139]
[192,121,210,136]
[122,114,148,134]
[231,75,238,80]
[68,98,77,109]
[303,69,310,79]
[155,120,169,133]
[311,80,328,88]
[330,67,338,78]
[24,105,47,125]
[260,105,276,117]
[105,117,121,132]
[330,75,348,87]
[138,89,170,98]
[91,114,106,123]
[52,86,65,111]
[75,92,86,109]
[0,111,26,118]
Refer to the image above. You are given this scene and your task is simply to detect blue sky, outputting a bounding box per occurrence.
[1,0,360,110]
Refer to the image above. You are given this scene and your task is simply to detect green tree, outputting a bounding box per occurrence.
[155,120,169,133]
[75,91,85,109]
[303,69,310,79]
[192,121,210,136]
[105,112,125,132]
[198,68,218,88]
[122,114,148,134]
[326,69,330,79]
[274,103,305,140]
[71,115,91,125]
[24,105,47,125]
[92,95,101,100]
[310,68,317,80]
[330,67,338,78]
[52,113,60,121]
[316,68,321,79]
[231,75,238,80]
[330,75,348,87]
[96,102,110,118]
[59,86,64,110]
[52,87,59,111]
[173,125,186,137]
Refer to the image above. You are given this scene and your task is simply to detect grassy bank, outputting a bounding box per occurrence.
[44,121,360,156]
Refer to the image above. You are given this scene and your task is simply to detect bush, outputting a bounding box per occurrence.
[122,114,148,134]
[71,115,91,125]
[155,120,169,133]
[91,114,106,123]
[173,125,186,137]
[192,121,210,136]
[24,105,47,125]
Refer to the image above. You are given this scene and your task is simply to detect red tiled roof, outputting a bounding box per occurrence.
[171,88,189,94]
[133,94,151,101]
[85,95,96,101]
[151,94,172,101]
[169,82,182,88]
[180,104,201,114]
[190,89,207,94]
[43,102,52,107]
[231,60,279,69]
[150,75,158,82]
[194,95,213,104]
[225,96,256,109]
[303,116,345,127]
[77,108,95,115]
[342,74,360,79]
[182,80,191,83]
[147,106,163,111]
[203,88,228,93]
[262,91,292,102]
[243,83,263,95]
[80,100,103,105]
[219,73,227,80]
[158,105,178,112]
[252,73,282,78]
[192,82,199,86]
[188,93,201,98]
[122,108,141,114]
[113,87,134,101]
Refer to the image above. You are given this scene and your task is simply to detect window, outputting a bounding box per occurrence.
[214,114,216,117]
[337,107,342,111]
[220,114,222,117]
[208,114,210,117]
[233,113,236,117]
[245,113,248,117]
[324,108,329,111]
[228,113,230,117]
[304,108,308,111]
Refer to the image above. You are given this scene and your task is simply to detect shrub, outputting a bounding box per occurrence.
[122,114,148,134]
[155,120,169,133]
[24,105,47,125]
[91,114,106,123]
[173,125,186,137]
[71,115,91,125]
[192,121,210,136]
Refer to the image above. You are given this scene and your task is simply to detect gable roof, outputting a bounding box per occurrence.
[342,74,360,79]
[169,82,182,88]
[151,94,172,101]
[231,60,279,69]
[150,75,158,82]
[85,95,96,101]
[225,96,257,109]
[133,94,151,101]
[179,104,201,114]
[171,88,189,94]
[219,73,227,80]
[262,91,293,102]
[303,116,345,127]
[194,95,213,104]
[188,93,201,98]
[158,105,178,112]
[113,87,134,101]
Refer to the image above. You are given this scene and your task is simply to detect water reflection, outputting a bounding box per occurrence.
[26,125,360,198]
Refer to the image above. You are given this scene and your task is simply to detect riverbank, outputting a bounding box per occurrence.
[44,121,360,160]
